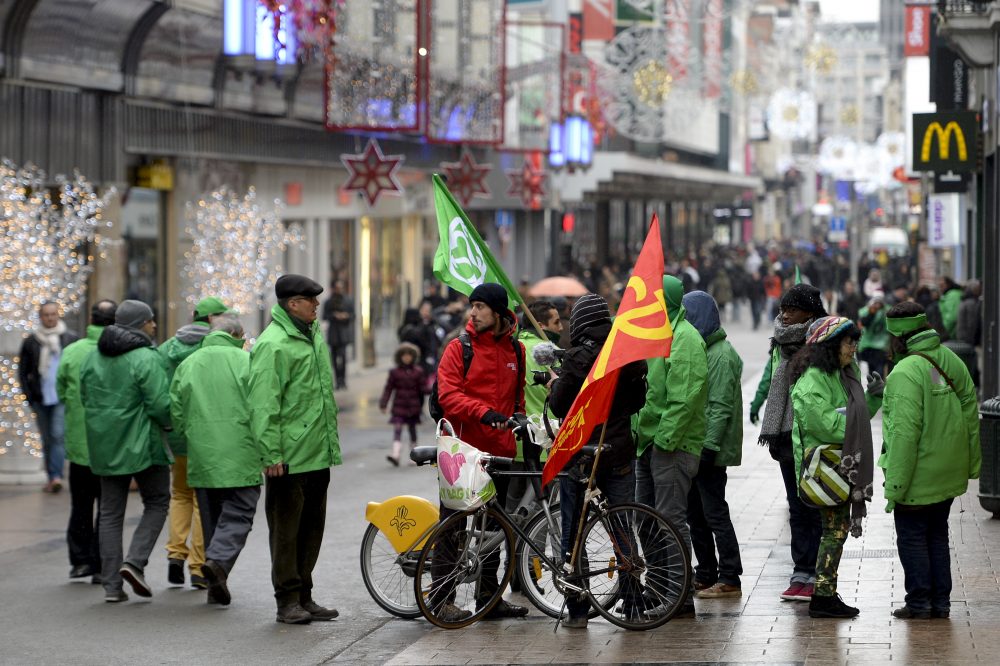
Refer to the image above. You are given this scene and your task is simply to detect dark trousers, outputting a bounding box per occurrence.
[196,486,261,576]
[329,344,347,387]
[778,458,822,584]
[265,468,330,607]
[894,499,954,613]
[859,348,887,378]
[688,460,743,587]
[430,475,509,610]
[67,462,101,569]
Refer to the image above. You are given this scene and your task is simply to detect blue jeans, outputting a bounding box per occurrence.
[779,458,821,584]
[894,499,954,613]
[33,403,66,482]
[560,462,635,619]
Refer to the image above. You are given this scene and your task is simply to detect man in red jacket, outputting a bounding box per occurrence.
[433,282,527,622]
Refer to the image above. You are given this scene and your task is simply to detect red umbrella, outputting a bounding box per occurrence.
[529,276,589,298]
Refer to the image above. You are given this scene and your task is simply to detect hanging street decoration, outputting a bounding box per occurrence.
[506,158,546,210]
[766,88,817,141]
[340,139,405,207]
[440,152,492,207]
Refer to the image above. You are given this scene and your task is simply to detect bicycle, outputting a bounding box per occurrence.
[413,418,691,631]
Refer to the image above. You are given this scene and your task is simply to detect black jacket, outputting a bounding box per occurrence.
[18,329,79,405]
[548,322,647,470]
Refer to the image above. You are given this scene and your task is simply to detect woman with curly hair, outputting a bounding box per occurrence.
[788,316,884,618]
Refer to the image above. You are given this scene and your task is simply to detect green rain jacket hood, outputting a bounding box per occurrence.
[79,325,173,476]
[635,290,708,458]
[159,321,211,456]
[170,331,263,488]
[56,324,104,466]
[248,304,341,474]
[879,329,980,510]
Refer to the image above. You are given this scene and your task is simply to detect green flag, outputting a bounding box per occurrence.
[432,174,521,308]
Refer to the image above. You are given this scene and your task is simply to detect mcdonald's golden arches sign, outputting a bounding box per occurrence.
[911,111,979,172]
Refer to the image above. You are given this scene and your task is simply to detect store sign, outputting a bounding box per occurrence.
[927,193,961,247]
[911,111,978,172]
[904,5,930,57]
[930,13,969,110]
[934,171,969,193]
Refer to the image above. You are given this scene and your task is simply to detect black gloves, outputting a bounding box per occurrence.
[481,410,509,429]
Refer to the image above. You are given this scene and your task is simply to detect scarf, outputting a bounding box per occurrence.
[840,364,874,537]
[758,316,811,458]
[33,319,67,377]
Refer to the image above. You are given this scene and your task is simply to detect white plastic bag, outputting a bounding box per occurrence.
[436,419,496,510]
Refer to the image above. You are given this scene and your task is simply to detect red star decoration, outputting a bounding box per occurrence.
[340,139,404,207]
[506,160,546,210]
[440,152,492,206]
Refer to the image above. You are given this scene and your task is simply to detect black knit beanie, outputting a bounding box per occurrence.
[570,293,611,345]
[469,283,510,319]
[779,283,826,317]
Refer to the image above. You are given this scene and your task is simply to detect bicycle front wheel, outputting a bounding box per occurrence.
[359,523,422,619]
[414,505,516,629]
[579,502,690,631]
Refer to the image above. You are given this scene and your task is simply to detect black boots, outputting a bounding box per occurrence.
[809,594,860,618]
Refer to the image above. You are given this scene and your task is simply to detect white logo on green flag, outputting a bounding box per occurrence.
[447,216,488,289]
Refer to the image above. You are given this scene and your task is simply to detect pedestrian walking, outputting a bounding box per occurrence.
[159,296,229,590]
[548,294,647,628]
[788,316,882,619]
[248,275,341,625]
[881,302,980,619]
[322,279,354,390]
[681,291,744,599]
[379,342,425,466]
[19,301,79,492]
[79,300,172,603]
[751,283,826,602]
[56,299,116,583]
[170,313,262,607]
[634,275,708,618]
[857,296,889,378]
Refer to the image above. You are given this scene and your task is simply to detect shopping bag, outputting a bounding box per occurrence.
[436,419,496,510]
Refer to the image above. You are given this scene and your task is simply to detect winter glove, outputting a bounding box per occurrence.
[481,410,509,429]
[749,406,761,425]
[866,372,885,398]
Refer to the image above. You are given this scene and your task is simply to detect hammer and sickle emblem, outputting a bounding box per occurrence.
[591,276,671,379]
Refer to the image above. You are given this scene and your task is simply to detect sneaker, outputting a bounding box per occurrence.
[809,594,859,619]
[482,599,529,619]
[792,583,814,601]
[301,601,339,621]
[892,605,931,619]
[693,579,714,591]
[437,603,473,624]
[561,615,588,629]
[201,560,230,606]
[70,564,94,579]
[105,589,128,603]
[276,603,313,624]
[780,582,804,601]
[696,583,742,599]
[190,574,208,590]
[119,562,152,598]
[167,558,185,586]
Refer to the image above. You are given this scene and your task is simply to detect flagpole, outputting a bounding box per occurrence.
[567,420,608,573]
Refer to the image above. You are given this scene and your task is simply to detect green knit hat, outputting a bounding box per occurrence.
[194,296,228,319]
[886,313,929,337]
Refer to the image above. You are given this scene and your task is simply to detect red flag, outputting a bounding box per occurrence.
[542,216,673,485]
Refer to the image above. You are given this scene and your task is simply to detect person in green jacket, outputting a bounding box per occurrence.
[857,296,889,378]
[881,302,980,620]
[160,295,229,590]
[249,274,341,625]
[170,314,262,607]
[681,291,744,599]
[788,316,883,619]
[634,275,707,617]
[79,300,173,603]
[56,299,116,583]
[937,277,963,340]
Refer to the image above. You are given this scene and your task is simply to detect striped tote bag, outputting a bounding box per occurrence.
[798,445,850,508]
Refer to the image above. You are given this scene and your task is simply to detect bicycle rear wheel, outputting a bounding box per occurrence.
[578,502,690,631]
[359,523,422,619]
[414,505,515,629]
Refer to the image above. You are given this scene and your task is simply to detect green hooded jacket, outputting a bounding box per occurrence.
[750,345,780,418]
[80,326,173,476]
[939,287,963,339]
[515,327,559,462]
[158,322,211,456]
[858,305,889,353]
[879,329,980,511]
[704,328,744,466]
[790,361,882,477]
[248,304,341,474]
[170,331,263,488]
[635,277,708,458]
[55,324,103,466]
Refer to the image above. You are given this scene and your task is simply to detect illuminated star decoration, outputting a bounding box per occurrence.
[340,138,404,207]
[440,152,492,206]
[506,160,546,210]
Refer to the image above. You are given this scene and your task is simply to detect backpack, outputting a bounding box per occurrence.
[428,332,524,422]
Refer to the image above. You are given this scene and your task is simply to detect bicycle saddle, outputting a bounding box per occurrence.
[410,446,438,466]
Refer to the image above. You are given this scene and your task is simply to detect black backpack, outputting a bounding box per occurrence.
[428,332,524,422]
